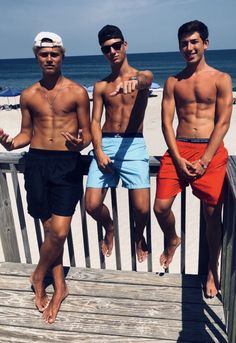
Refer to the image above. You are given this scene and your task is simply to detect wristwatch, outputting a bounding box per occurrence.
[198,159,208,169]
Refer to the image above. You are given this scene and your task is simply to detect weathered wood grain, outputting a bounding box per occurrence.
[0,170,20,262]
[0,262,206,287]
[0,326,160,343]
[0,262,228,342]
[0,306,227,342]
[0,273,223,306]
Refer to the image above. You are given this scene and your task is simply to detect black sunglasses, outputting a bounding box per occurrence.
[101,41,124,54]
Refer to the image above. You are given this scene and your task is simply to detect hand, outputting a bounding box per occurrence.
[61,130,83,151]
[96,150,114,173]
[0,128,14,151]
[110,79,138,96]
[191,160,207,177]
[176,157,197,179]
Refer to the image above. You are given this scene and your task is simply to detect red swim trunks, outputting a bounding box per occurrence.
[156,140,228,205]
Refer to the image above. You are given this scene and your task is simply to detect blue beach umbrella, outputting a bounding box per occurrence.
[0,87,22,97]
[150,82,161,89]
[86,85,94,93]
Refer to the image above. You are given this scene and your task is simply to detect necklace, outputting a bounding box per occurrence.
[40,76,64,109]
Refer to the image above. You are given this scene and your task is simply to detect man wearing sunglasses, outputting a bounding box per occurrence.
[85,25,153,263]
[0,32,91,323]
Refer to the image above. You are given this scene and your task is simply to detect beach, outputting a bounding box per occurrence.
[0,91,235,273]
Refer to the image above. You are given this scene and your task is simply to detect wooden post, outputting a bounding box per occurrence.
[0,169,20,262]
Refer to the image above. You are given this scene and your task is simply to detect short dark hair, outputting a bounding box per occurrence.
[178,20,209,44]
[98,25,124,45]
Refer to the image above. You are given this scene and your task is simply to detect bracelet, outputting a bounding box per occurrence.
[198,159,208,170]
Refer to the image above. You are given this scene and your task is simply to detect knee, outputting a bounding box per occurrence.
[153,201,170,219]
[85,198,99,216]
[133,204,149,218]
[50,229,68,244]
[45,222,68,244]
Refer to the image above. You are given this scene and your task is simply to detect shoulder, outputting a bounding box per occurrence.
[215,69,232,84]
[63,78,89,97]
[138,69,153,78]
[164,75,178,90]
[93,79,108,94]
[20,82,39,103]
[204,66,231,83]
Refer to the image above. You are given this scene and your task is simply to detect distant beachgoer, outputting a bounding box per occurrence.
[0,31,91,322]
[153,20,232,297]
[85,25,153,262]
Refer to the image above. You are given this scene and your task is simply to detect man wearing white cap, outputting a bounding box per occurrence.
[0,32,91,323]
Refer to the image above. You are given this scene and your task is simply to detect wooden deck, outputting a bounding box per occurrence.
[0,262,227,342]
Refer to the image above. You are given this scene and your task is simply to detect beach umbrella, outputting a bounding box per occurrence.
[0,87,22,97]
[150,82,161,89]
[86,85,94,93]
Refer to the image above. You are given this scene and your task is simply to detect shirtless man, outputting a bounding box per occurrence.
[85,25,153,262]
[0,32,91,322]
[154,20,232,297]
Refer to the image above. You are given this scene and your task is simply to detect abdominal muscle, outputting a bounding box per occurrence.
[176,104,216,139]
[30,115,79,151]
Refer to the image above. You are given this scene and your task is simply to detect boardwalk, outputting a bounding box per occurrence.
[0,262,227,342]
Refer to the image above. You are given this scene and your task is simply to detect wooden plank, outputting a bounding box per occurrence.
[0,306,227,342]
[0,262,207,288]
[0,171,20,262]
[0,289,225,323]
[79,186,91,268]
[0,273,224,306]
[0,326,160,343]
[111,188,122,270]
[10,163,32,263]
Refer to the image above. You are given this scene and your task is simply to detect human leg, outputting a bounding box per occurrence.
[31,215,71,321]
[129,188,150,263]
[203,202,222,297]
[85,187,114,257]
[154,197,181,269]
[43,250,69,324]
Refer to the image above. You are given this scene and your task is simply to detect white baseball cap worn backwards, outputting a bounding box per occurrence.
[33,32,64,48]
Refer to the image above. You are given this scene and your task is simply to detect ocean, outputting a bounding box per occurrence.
[0,49,236,90]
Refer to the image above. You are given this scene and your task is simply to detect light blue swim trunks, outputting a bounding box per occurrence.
[86,133,150,189]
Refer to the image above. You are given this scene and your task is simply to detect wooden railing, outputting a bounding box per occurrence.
[221,156,236,343]
[0,152,235,339]
[0,151,207,273]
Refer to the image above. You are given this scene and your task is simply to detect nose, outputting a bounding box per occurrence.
[186,42,193,51]
[110,46,116,54]
[46,54,53,62]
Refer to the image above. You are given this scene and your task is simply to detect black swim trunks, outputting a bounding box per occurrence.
[24,148,83,220]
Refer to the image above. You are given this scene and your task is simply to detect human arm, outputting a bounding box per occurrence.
[0,92,33,151]
[192,73,232,174]
[91,82,113,172]
[161,77,196,177]
[61,86,91,151]
[110,70,154,96]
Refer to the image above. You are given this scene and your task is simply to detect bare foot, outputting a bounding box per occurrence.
[30,274,50,312]
[100,228,114,257]
[136,236,148,263]
[205,267,219,298]
[160,236,181,269]
[43,284,69,324]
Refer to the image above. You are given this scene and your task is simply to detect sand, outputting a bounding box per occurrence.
[0,91,235,273]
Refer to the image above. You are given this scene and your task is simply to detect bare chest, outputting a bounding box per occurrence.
[174,78,216,105]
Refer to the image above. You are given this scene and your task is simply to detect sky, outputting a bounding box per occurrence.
[0,0,235,59]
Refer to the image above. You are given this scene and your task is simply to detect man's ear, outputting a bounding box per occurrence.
[204,39,209,50]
